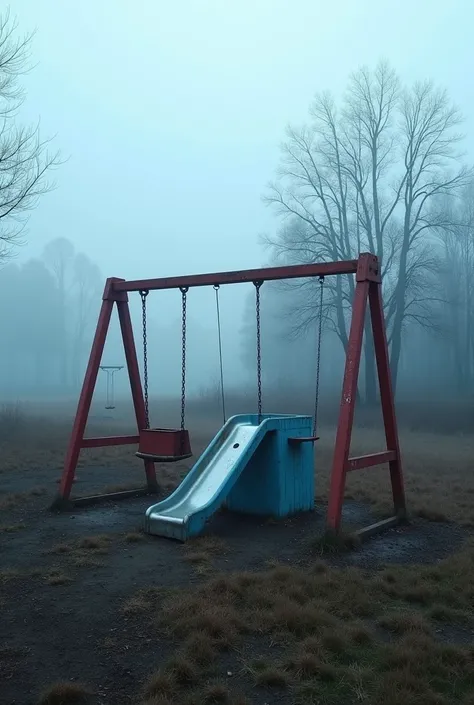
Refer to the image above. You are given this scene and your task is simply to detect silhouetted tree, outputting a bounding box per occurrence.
[264,61,471,398]
[42,237,74,385]
[70,252,102,385]
[0,8,60,263]
[438,183,474,393]
[0,258,61,392]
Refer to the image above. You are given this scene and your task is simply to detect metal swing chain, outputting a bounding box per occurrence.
[254,280,263,422]
[313,275,325,436]
[139,289,150,429]
[214,285,226,424]
[180,286,189,431]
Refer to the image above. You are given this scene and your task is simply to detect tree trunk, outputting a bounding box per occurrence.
[390,253,409,395]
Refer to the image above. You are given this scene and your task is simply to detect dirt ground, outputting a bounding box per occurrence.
[1,411,474,705]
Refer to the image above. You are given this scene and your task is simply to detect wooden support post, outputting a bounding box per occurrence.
[325,253,405,538]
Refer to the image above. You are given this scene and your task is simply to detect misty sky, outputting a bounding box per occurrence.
[13,0,474,304]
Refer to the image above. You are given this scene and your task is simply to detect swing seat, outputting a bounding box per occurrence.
[136,428,192,462]
[288,436,320,445]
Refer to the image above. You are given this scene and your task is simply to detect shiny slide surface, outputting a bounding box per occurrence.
[144,414,305,541]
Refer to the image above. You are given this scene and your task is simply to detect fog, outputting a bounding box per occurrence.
[1,1,474,428]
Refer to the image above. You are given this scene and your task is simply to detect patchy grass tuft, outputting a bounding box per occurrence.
[201,681,232,703]
[78,535,112,552]
[377,612,433,635]
[163,655,200,685]
[0,568,20,583]
[182,631,217,665]
[37,682,91,705]
[414,507,449,522]
[311,530,361,555]
[0,487,46,509]
[254,666,290,688]
[122,587,165,616]
[183,535,228,572]
[0,522,26,533]
[143,671,176,700]
[46,570,73,586]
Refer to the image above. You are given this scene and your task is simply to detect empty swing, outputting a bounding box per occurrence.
[289,275,325,445]
[213,284,227,424]
[213,279,264,423]
[213,280,263,424]
[99,365,123,410]
[136,287,192,462]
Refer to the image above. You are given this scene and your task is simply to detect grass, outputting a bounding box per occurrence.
[37,682,91,705]
[311,530,361,555]
[0,487,47,509]
[47,534,113,571]
[50,534,112,555]
[128,541,474,705]
[0,522,26,533]
[45,569,73,586]
[0,568,20,583]
[183,535,228,573]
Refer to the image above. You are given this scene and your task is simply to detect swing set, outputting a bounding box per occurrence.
[52,252,406,539]
[99,365,123,410]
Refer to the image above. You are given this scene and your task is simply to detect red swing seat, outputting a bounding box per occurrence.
[136,428,192,462]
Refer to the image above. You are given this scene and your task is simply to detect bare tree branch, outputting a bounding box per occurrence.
[0,8,61,264]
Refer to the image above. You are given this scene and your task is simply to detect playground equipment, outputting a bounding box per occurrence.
[144,274,324,541]
[51,253,406,540]
[145,414,315,541]
[134,288,192,463]
[99,365,123,409]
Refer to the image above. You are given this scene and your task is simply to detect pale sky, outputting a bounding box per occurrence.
[12,0,474,298]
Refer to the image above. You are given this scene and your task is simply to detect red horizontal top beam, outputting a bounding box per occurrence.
[113,259,360,293]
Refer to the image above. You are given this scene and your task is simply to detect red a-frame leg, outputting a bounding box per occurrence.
[51,278,158,510]
[326,254,406,537]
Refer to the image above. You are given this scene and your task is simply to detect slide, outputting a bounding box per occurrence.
[144,413,302,541]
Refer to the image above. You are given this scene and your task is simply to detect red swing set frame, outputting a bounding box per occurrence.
[52,252,406,539]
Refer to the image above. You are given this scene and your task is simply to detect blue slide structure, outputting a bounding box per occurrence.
[144,413,315,541]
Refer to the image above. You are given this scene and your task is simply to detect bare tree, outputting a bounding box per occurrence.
[437,184,474,392]
[0,8,60,263]
[71,253,102,386]
[264,61,471,398]
[42,237,75,386]
[388,83,471,388]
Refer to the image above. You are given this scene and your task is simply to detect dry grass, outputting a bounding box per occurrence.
[183,535,228,572]
[45,569,73,586]
[312,425,474,527]
[37,682,91,705]
[0,522,25,532]
[0,487,47,509]
[130,539,474,705]
[0,568,20,584]
[48,534,113,570]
